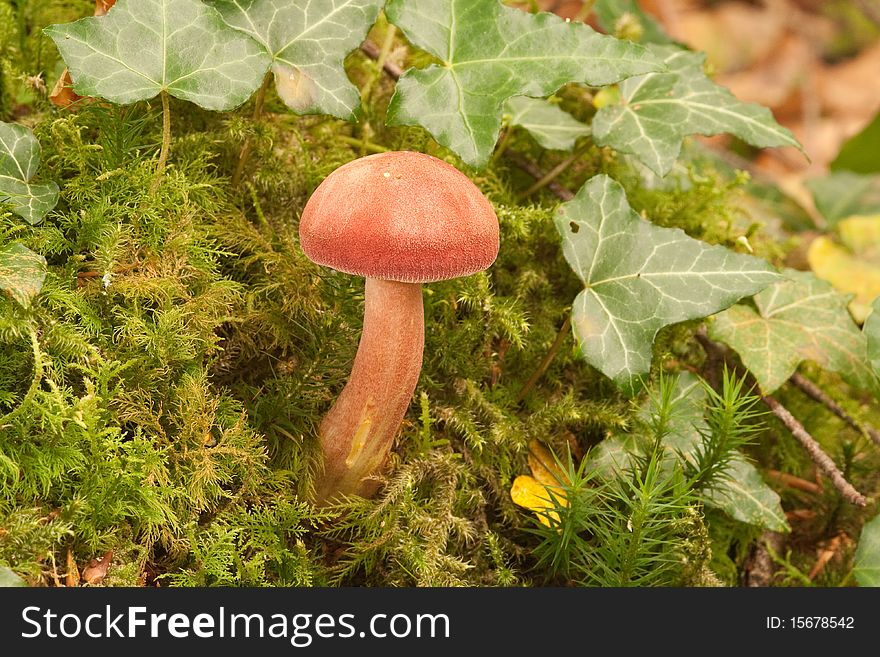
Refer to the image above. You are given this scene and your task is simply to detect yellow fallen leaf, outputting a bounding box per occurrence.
[838,215,880,257]
[510,475,567,528]
[527,439,569,489]
[511,441,572,528]
[807,232,880,324]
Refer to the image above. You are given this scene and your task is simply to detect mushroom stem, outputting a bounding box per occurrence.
[313,277,424,504]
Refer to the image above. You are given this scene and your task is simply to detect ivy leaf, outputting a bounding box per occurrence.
[44,0,270,111]
[212,0,383,119]
[385,0,663,168]
[702,458,788,532]
[0,243,47,308]
[864,298,880,376]
[854,513,880,587]
[709,270,879,395]
[0,122,59,225]
[503,96,590,151]
[555,174,779,394]
[0,566,27,587]
[592,44,801,176]
[806,172,880,226]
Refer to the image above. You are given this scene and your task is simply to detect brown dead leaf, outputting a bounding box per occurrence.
[95,0,117,16]
[50,0,117,108]
[49,69,83,109]
[65,549,81,587]
[718,33,816,120]
[667,1,789,73]
[818,42,880,123]
[82,550,113,586]
[808,532,851,580]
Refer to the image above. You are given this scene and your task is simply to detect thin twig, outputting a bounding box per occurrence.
[766,469,823,495]
[516,146,588,200]
[515,316,572,403]
[504,151,574,201]
[785,508,817,522]
[361,40,403,80]
[761,395,867,507]
[361,26,397,104]
[790,373,880,448]
[491,127,513,164]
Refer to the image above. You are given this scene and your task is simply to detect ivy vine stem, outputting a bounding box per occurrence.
[232,72,272,187]
[149,90,172,195]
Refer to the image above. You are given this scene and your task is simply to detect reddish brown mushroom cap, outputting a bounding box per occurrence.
[299,151,499,283]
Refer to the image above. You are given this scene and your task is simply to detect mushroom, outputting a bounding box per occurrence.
[299,151,499,503]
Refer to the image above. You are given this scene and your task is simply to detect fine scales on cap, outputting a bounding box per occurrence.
[299,151,499,503]
[299,150,499,283]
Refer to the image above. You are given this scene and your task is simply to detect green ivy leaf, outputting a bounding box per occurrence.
[592,45,801,176]
[864,297,880,376]
[44,0,270,111]
[212,0,383,119]
[385,0,663,167]
[709,270,879,395]
[702,458,788,532]
[0,566,27,587]
[503,96,590,152]
[855,513,880,587]
[555,174,779,394]
[0,122,59,225]
[806,171,880,226]
[0,242,47,308]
